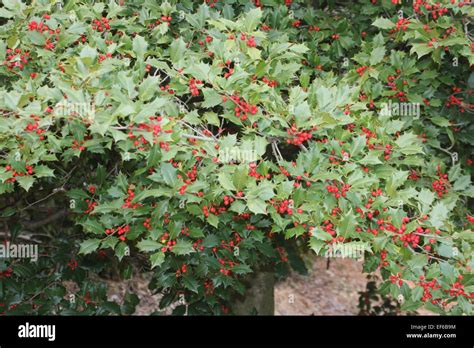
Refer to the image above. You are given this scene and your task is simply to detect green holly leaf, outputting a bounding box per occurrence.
[160,163,178,187]
[370,46,385,65]
[429,202,449,229]
[79,238,101,255]
[172,240,195,255]
[16,176,35,191]
[150,252,165,269]
[137,239,162,252]
[218,172,236,191]
[247,197,267,215]
[133,35,148,60]
[202,88,222,108]
[372,18,395,30]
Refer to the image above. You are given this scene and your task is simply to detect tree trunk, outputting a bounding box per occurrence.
[232,270,275,315]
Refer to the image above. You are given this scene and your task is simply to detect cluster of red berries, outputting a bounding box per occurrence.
[446,87,472,113]
[223,195,235,206]
[98,52,112,63]
[240,33,256,47]
[91,17,111,32]
[432,166,449,197]
[147,15,172,29]
[413,0,453,19]
[291,20,301,27]
[271,199,294,215]
[248,162,267,180]
[224,95,258,121]
[386,71,410,102]
[71,139,86,151]
[67,259,78,271]
[83,199,98,215]
[189,78,202,96]
[383,144,392,160]
[321,219,336,237]
[446,276,469,298]
[260,76,277,87]
[193,239,205,251]
[223,60,234,79]
[218,257,236,276]
[178,184,187,195]
[399,232,420,248]
[409,169,420,181]
[308,25,320,32]
[198,35,213,45]
[355,65,367,77]
[131,134,147,150]
[326,182,350,199]
[418,276,441,303]
[4,164,34,183]
[202,204,227,217]
[24,114,45,139]
[83,291,93,305]
[0,267,13,278]
[3,48,30,71]
[175,263,187,277]
[389,272,404,286]
[467,214,474,225]
[0,303,17,315]
[143,218,151,230]
[157,82,175,94]
[390,18,410,33]
[441,26,457,39]
[204,279,214,294]
[28,15,59,50]
[417,132,427,143]
[205,0,219,7]
[160,15,172,24]
[275,246,289,262]
[159,232,176,252]
[137,116,164,136]
[380,250,388,267]
[105,225,130,241]
[178,165,198,184]
[122,187,141,209]
[361,126,377,149]
[286,124,314,145]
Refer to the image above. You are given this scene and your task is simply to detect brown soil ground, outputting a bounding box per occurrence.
[275,257,367,315]
[104,256,374,315]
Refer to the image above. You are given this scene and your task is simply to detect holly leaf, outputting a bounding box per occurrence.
[247,197,267,215]
[429,202,449,229]
[372,18,395,30]
[16,176,35,191]
[79,238,101,255]
[172,240,194,255]
[150,252,165,269]
[133,35,148,60]
[370,46,385,65]
[137,239,162,252]
[218,172,236,191]
[202,88,222,108]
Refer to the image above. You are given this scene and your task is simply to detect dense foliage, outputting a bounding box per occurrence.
[0,0,473,315]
